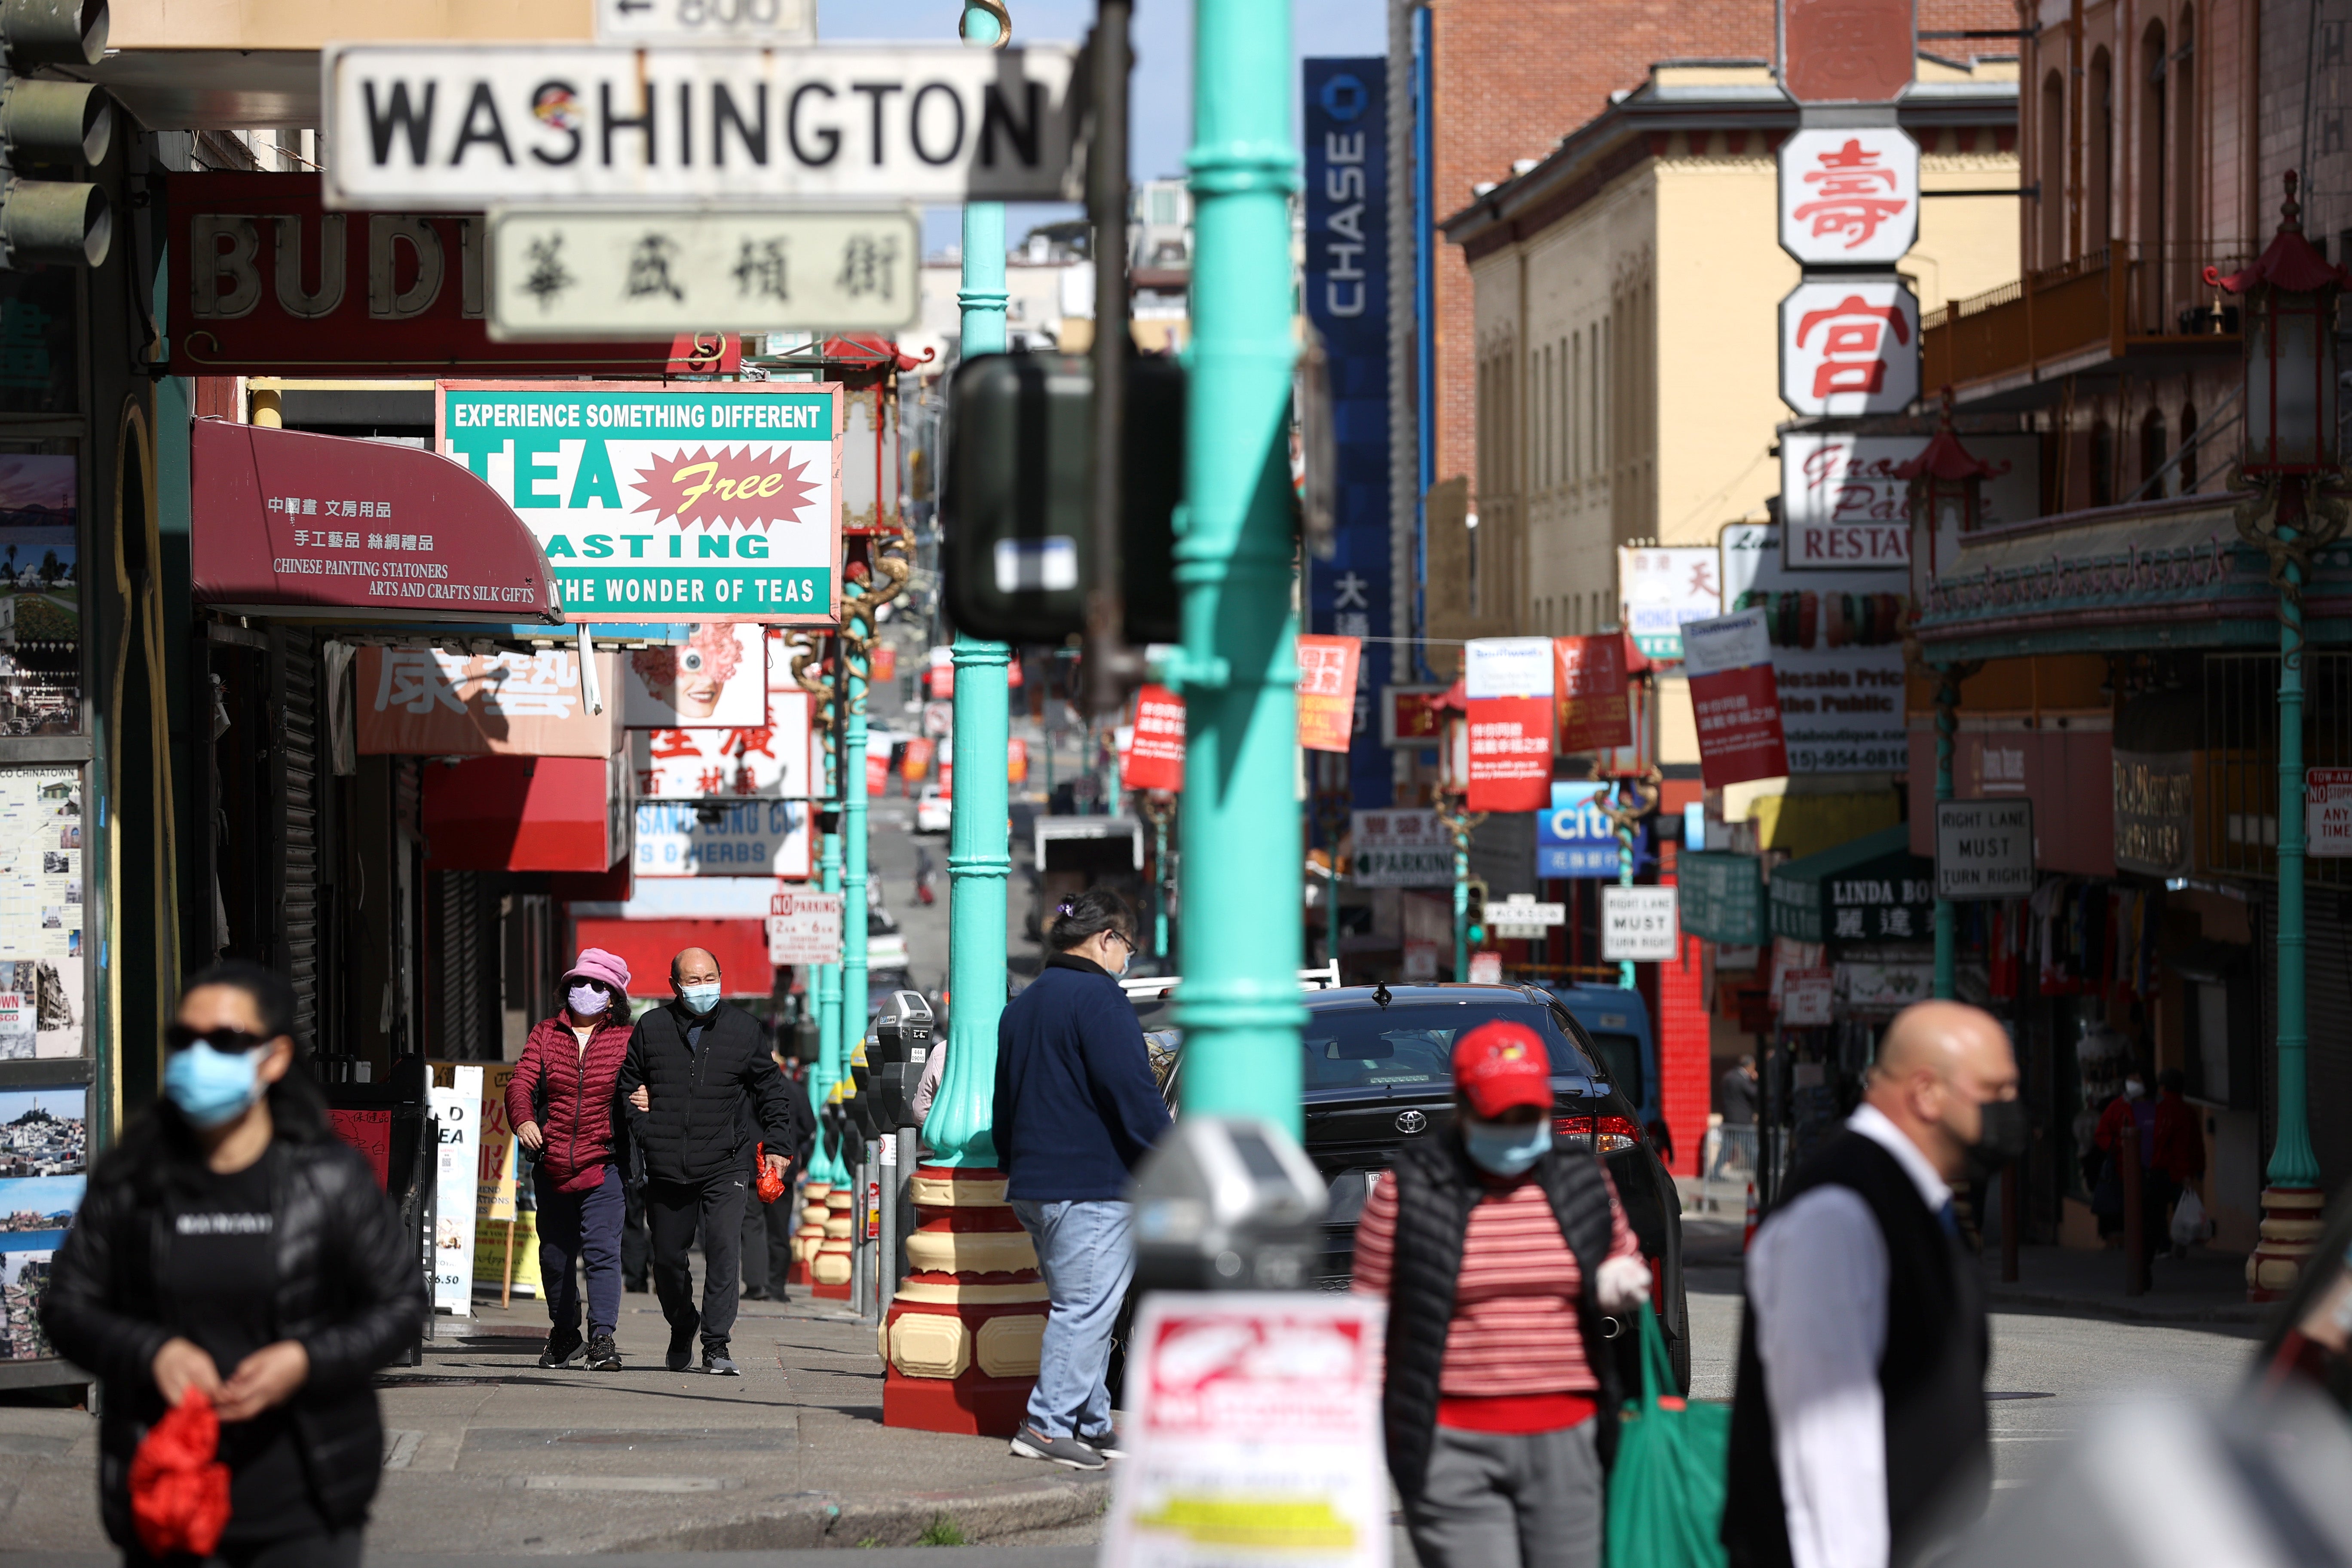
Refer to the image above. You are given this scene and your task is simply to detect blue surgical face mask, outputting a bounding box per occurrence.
[1462,1115,1552,1178]
[164,1041,270,1130]
[567,983,610,1018]
[678,982,722,1015]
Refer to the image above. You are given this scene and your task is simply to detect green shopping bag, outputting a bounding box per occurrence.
[1604,1310,1730,1568]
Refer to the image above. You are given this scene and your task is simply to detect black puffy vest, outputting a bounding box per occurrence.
[1722,1130,1990,1568]
[1380,1130,1625,1500]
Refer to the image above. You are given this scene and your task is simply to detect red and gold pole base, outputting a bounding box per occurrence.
[2247,1185,2325,1302]
[812,1185,856,1301]
[788,1181,831,1287]
[882,1165,1048,1436]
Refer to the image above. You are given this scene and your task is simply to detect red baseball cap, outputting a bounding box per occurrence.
[1452,1019,1554,1117]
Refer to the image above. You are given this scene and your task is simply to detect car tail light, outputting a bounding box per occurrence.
[1552,1113,1643,1153]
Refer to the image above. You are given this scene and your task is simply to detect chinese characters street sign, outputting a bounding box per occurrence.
[1779,278,1920,416]
[1553,634,1632,754]
[324,45,1081,208]
[488,208,919,339]
[632,691,817,799]
[1296,634,1363,753]
[1777,128,1920,264]
[600,0,814,44]
[1617,545,1722,660]
[436,381,840,624]
[1350,809,1452,888]
[1464,637,1554,813]
[354,647,622,757]
[1680,607,1791,789]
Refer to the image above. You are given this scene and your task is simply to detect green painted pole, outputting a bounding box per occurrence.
[2269,511,2318,1187]
[1615,817,1635,990]
[815,818,845,1181]
[1933,667,1959,1001]
[1173,0,1304,1133]
[1152,807,1170,959]
[921,49,1014,1167]
[842,614,870,1119]
[1453,831,1470,981]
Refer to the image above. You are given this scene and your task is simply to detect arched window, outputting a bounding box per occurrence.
[2140,407,2169,497]
[2179,403,2199,492]
[2172,7,2197,307]
[2087,49,2114,249]
[2091,419,2116,508]
[2040,69,2067,265]
[2139,23,2168,281]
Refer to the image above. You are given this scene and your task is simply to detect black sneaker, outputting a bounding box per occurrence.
[1008,1425,1106,1471]
[702,1348,740,1376]
[538,1331,585,1369]
[585,1334,623,1371]
[665,1329,696,1372]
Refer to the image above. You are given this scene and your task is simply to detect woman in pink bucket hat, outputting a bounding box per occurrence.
[505,948,636,1370]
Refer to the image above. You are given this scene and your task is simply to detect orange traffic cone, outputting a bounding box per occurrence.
[1743,1182,1759,1253]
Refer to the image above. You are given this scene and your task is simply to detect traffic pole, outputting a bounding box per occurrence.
[1171,0,1305,1133]
[842,605,870,1095]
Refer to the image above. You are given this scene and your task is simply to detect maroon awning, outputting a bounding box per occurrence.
[191,418,561,623]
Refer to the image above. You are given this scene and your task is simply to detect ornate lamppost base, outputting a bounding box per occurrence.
[787,1181,831,1286]
[881,1165,1048,1435]
[2247,1185,2327,1302]
[812,1186,857,1300]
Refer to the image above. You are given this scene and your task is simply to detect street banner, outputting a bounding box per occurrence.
[622,624,769,726]
[1125,684,1186,793]
[767,890,844,965]
[1719,522,1906,774]
[1380,684,1450,748]
[632,691,817,799]
[1681,609,1789,789]
[1553,634,1632,754]
[1936,799,2035,899]
[1602,886,1679,963]
[2312,769,2352,857]
[1777,128,1920,266]
[437,381,841,624]
[1297,635,1363,753]
[634,799,812,878]
[166,174,738,377]
[903,737,934,781]
[1779,278,1920,417]
[356,647,621,758]
[325,45,1081,208]
[487,207,921,340]
[1464,638,1553,813]
[1618,546,1721,660]
[1539,781,1646,879]
[1351,809,1452,888]
[1008,737,1029,784]
[1102,1291,1389,1568]
[866,750,889,796]
[1304,57,1396,810]
[1781,968,1834,1027]
[426,1064,483,1315]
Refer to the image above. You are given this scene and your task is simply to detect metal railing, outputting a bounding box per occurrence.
[1922,242,2256,391]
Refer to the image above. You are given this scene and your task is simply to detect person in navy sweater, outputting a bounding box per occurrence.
[993,887,1172,1470]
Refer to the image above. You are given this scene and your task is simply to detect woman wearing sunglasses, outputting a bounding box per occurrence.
[43,960,425,1568]
[505,948,636,1371]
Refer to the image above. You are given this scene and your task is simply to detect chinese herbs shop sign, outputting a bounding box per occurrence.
[438,382,841,624]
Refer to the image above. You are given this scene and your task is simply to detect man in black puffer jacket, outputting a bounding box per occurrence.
[617,946,798,1375]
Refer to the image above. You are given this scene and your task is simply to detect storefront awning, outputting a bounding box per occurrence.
[1679,851,1766,945]
[1769,825,1934,946]
[191,418,561,624]
[421,753,626,873]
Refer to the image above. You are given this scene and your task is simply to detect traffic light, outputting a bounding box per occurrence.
[1464,878,1489,949]
[0,0,111,270]
[941,351,1183,646]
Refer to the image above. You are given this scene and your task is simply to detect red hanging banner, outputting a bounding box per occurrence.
[1124,684,1187,792]
[1464,638,1554,812]
[1296,635,1363,753]
[1553,634,1633,755]
[902,737,934,781]
[1681,608,1791,789]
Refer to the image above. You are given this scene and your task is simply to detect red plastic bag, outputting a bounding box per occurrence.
[130,1387,232,1559]
[754,1142,786,1205]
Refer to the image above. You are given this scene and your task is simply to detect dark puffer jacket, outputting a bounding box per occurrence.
[504,1015,635,1192]
[1380,1131,1626,1499]
[41,1134,426,1547]
[617,998,799,1184]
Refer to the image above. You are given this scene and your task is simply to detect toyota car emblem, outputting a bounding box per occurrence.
[1395,1109,1428,1134]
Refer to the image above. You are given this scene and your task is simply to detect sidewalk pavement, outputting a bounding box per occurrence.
[0,1278,1110,1556]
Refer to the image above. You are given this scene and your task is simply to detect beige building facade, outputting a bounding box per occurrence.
[1440,61,2024,650]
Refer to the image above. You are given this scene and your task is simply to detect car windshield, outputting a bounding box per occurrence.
[1300,1004,1596,1093]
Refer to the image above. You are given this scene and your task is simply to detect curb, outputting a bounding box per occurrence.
[1985,1287,2267,1329]
[609,1473,1112,1551]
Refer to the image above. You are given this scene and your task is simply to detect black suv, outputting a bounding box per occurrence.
[1132,980,1690,1394]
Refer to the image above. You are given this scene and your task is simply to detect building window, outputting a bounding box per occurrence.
[2088,48,2114,250]
[2091,419,2116,508]
[2140,407,2169,497]
[2179,403,2199,492]
[2040,68,2067,265]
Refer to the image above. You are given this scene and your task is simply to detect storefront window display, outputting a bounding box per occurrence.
[0,1082,83,1361]
[0,448,80,736]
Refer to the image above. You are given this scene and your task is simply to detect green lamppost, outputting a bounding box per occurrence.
[788,634,848,1183]
[2207,172,2351,1301]
[1168,0,1306,1132]
[840,599,870,1112]
[917,0,1015,1172]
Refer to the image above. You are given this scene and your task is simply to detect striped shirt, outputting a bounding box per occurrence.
[1352,1167,1640,1396]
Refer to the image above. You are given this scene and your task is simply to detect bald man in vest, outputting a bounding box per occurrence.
[1723,1000,2027,1568]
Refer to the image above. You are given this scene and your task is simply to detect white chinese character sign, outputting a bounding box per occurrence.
[1777,129,1920,266]
[354,647,622,758]
[1779,279,1920,416]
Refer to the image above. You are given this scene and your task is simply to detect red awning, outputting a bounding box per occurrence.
[569,918,773,997]
[421,753,625,873]
[191,418,560,623]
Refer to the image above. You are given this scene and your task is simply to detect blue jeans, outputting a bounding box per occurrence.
[1010,1198,1134,1442]
[535,1161,625,1340]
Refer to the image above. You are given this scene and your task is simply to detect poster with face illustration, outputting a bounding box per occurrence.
[620,624,769,728]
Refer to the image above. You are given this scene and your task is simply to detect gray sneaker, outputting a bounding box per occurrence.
[1008,1425,1106,1470]
[701,1349,741,1376]
[1078,1431,1126,1460]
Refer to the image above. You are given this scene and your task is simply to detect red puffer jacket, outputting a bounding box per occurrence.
[506,1015,636,1193]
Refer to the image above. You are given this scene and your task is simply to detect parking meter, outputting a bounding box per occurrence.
[871,991,934,1129]
[1130,1118,1329,1292]
[844,1039,882,1144]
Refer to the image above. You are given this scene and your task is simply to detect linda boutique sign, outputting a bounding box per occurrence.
[437,381,841,624]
